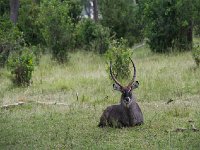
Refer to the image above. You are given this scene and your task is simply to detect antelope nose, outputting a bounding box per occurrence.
[125,97,130,103]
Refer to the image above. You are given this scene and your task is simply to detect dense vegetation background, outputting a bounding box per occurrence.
[0,0,200,149]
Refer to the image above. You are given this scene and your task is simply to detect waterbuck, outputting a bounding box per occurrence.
[98,58,144,128]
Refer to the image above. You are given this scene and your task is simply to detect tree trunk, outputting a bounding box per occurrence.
[85,3,91,18]
[93,0,98,22]
[9,0,19,24]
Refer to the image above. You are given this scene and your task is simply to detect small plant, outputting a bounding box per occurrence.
[7,48,35,86]
[192,45,200,67]
[105,39,133,80]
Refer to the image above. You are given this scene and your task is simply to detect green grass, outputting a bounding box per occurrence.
[0,46,200,149]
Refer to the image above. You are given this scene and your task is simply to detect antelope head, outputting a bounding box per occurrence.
[110,58,139,108]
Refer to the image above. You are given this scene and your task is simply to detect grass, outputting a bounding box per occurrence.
[0,46,200,149]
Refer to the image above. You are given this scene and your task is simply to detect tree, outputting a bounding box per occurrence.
[93,0,98,22]
[81,0,98,22]
[64,0,83,25]
[38,0,75,63]
[99,0,144,46]
[0,0,10,16]
[144,0,177,52]
[144,0,196,52]
[75,18,110,54]
[193,0,200,36]
[9,0,19,24]
[17,0,43,45]
[175,0,194,50]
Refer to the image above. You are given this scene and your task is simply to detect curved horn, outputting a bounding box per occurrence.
[128,57,136,87]
[110,61,123,87]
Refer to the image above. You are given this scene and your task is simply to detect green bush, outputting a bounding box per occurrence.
[38,0,74,63]
[65,0,82,25]
[105,39,133,80]
[75,19,110,54]
[144,0,177,53]
[17,0,44,45]
[0,0,9,16]
[92,23,110,54]
[192,45,200,67]
[99,0,144,47]
[0,17,24,67]
[7,48,35,86]
[75,19,96,48]
[144,0,194,52]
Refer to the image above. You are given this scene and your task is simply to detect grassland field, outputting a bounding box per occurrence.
[0,43,200,149]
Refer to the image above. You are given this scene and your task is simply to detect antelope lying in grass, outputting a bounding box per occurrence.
[98,58,144,128]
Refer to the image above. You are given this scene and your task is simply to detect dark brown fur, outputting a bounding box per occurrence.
[98,59,144,128]
[98,87,144,128]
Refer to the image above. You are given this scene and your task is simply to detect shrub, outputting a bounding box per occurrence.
[144,0,194,52]
[7,48,35,86]
[0,0,9,16]
[75,19,110,54]
[91,23,110,54]
[65,0,82,25]
[0,17,24,67]
[17,0,44,45]
[75,19,96,48]
[99,0,144,47]
[192,45,200,67]
[105,39,133,80]
[38,0,74,63]
[144,0,177,53]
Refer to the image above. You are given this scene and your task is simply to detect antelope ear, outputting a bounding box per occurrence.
[131,81,139,90]
[113,83,122,91]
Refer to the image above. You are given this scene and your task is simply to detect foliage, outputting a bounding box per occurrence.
[38,0,74,63]
[192,45,200,67]
[7,48,35,86]
[144,0,177,52]
[91,23,110,54]
[17,0,44,45]
[0,17,24,67]
[30,45,42,65]
[0,0,9,16]
[105,39,133,80]
[175,0,193,50]
[99,0,144,47]
[193,0,200,36]
[195,25,200,36]
[75,19,110,54]
[144,0,195,52]
[64,0,83,25]
[75,19,96,48]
